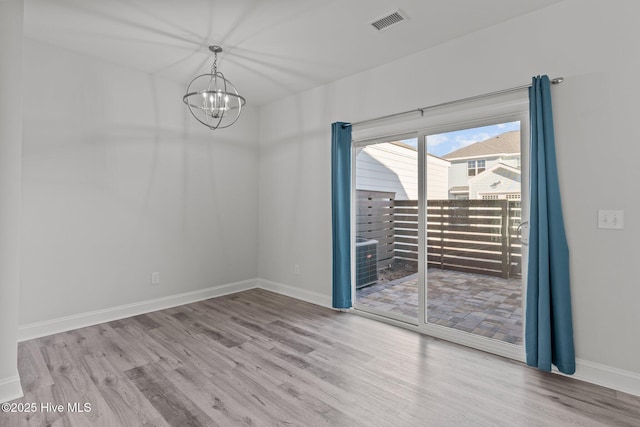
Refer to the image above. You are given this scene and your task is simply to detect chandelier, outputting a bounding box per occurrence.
[183,45,246,130]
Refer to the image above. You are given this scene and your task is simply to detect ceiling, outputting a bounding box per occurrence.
[24,0,564,106]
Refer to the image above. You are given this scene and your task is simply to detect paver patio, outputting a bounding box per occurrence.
[356,268,523,345]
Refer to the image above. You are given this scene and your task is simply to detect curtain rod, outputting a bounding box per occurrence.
[343,77,564,128]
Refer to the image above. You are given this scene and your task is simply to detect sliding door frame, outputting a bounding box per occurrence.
[416,110,529,361]
[351,132,420,326]
[351,98,530,362]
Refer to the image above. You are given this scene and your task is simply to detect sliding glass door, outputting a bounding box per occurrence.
[352,136,419,324]
[352,114,528,359]
[423,121,525,348]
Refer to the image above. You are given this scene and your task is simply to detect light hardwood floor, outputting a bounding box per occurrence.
[2,289,640,426]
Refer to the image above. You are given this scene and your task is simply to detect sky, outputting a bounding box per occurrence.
[403,121,520,157]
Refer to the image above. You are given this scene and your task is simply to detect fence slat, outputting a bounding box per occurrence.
[394,199,521,278]
[358,195,522,278]
[356,190,396,271]
[394,215,419,222]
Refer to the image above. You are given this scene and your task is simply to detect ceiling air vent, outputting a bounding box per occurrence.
[370,9,407,31]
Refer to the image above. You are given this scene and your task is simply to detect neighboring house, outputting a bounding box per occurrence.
[425,154,451,201]
[356,142,450,200]
[442,130,521,199]
[468,162,521,200]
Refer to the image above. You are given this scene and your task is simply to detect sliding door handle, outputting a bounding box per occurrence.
[517,221,529,246]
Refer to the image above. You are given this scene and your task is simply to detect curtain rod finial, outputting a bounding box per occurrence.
[551,77,564,85]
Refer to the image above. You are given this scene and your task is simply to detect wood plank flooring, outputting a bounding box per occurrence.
[2,288,640,426]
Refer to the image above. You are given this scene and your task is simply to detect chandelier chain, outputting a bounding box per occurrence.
[210,51,218,74]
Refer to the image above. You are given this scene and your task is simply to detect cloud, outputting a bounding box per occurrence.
[497,121,520,131]
[454,132,491,149]
[427,133,449,147]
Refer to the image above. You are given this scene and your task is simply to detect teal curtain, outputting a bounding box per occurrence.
[526,75,575,374]
[331,122,352,309]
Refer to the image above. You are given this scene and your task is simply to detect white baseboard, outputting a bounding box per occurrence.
[571,359,640,397]
[18,277,331,342]
[18,279,259,342]
[0,374,23,404]
[15,278,640,398]
[258,279,332,308]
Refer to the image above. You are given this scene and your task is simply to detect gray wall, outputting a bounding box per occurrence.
[0,0,24,403]
[3,0,639,403]
[19,40,260,325]
[258,0,640,383]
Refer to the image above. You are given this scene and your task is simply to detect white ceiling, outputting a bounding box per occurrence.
[24,0,564,106]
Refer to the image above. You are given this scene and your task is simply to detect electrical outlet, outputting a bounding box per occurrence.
[597,210,624,230]
[151,272,160,285]
[294,264,301,275]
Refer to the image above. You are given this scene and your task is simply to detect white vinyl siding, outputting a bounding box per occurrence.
[469,165,521,200]
[448,155,520,188]
[426,155,450,200]
[356,144,418,200]
[356,143,449,201]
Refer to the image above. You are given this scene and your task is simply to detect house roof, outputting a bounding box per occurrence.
[449,186,469,193]
[391,141,417,152]
[467,162,521,184]
[442,131,520,160]
[390,141,449,162]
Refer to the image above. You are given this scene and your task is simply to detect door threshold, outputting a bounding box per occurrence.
[350,307,524,363]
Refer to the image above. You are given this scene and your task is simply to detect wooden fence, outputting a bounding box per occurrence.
[356,190,395,270]
[394,199,522,278]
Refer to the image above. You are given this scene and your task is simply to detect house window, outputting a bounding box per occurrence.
[477,160,486,174]
[480,193,521,200]
[481,194,499,200]
[468,160,476,176]
[468,160,486,176]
